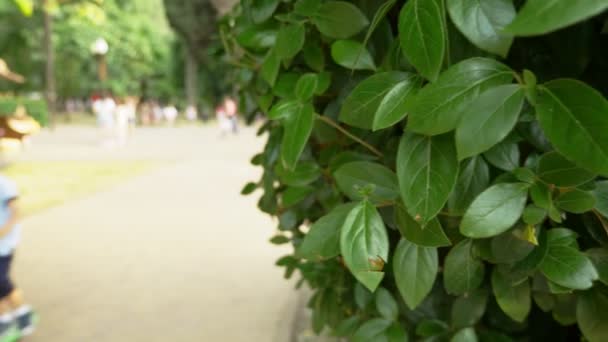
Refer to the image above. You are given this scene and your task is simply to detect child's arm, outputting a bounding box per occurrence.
[0,199,18,239]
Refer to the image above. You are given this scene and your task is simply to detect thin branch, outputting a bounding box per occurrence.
[315,114,384,158]
[592,209,608,238]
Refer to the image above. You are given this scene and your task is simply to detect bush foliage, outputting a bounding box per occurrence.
[225,0,608,340]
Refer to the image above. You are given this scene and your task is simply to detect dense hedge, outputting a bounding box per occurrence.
[225,1,608,340]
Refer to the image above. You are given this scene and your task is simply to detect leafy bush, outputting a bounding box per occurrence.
[225,0,608,340]
[0,97,48,126]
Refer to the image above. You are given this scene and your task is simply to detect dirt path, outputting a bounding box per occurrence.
[13,125,296,341]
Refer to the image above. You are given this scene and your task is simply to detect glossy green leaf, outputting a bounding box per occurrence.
[295,73,318,101]
[451,289,488,328]
[397,132,458,226]
[334,316,361,337]
[395,204,451,247]
[555,189,596,214]
[537,151,596,187]
[334,161,399,203]
[352,318,391,342]
[268,99,299,120]
[447,0,516,57]
[456,85,525,160]
[492,269,531,322]
[587,248,608,285]
[522,205,546,225]
[491,229,534,264]
[241,182,257,195]
[483,136,520,171]
[451,327,478,342]
[398,0,446,81]
[393,238,438,309]
[261,49,280,86]
[339,72,410,129]
[375,287,399,321]
[282,185,314,207]
[280,103,314,169]
[331,40,376,71]
[312,1,369,39]
[592,181,608,218]
[373,75,422,131]
[294,0,321,16]
[505,0,608,36]
[340,200,389,291]
[302,39,325,72]
[273,73,300,98]
[405,58,513,135]
[536,79,608,176]
[416,319,449,337]
[249,0,280,23]
[447,157,490,215]
[540,234,598,290]
[577,288,608,342]
[297,203,357,261]
[275,161,320,186]
[237,26,277,49]
[355,282,373,309]
[386,323,407,342]
[444,239,485,295]
[460,183,529,238]
[276,24,305,60]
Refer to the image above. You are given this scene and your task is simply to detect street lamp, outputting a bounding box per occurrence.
[90,37,109,82]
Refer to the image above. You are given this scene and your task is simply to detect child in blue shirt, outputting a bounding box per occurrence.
[0,175,34,339]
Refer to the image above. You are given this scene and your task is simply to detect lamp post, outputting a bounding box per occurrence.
[90,38,109,83]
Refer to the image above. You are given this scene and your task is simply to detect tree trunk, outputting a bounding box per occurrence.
[43,0,55,127]
[185,47,198,111]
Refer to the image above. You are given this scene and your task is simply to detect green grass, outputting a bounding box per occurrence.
[3,160,159,216]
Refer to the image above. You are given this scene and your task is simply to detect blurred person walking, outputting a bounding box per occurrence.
[92,93,116,147]
[163,104,178,126]
[224,97,239,134]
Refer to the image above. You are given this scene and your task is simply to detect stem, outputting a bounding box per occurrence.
[442,0,451,68]
[315,114,384,158]
[592,209,608,237]
[513,72,524,85]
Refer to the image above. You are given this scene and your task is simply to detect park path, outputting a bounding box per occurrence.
[12,125,297,341]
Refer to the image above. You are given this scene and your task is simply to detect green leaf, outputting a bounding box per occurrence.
[270,235,289,244]
[393,238,438,309]
[282,186,315,207]
[249,0,280,23]
[555,189,596,214]
[273,73,300,98]
[331,40,376,71]
[537,151,596,187]
[416,319,449,337]
[492,269,531,322]
[339,72,410,129]
[540,233,598,290]
[587,248,608,285]
[592,181,608,218]
[13,0,33,17]
[398,0,446,81]
[280,103,314,169]
[268,99,299,120]
[456,85,525,160]
[334,316,361,337]
[237,25,277,49]
[505,0,608,36]
[352,318,392,342]
[294,0,321,17]
[295,73,318,101]
[355,282,373,309]
[483,136,520,171]
[261,49,280,86]
[340,200,390,291]
[397,132,458,226]
[297,203,357,261]
[577,288,608,342]
[386,323,408,342]
[312,1,369,39]
[536,79,608,176]
[451,327,478,342]
[302,39,325,72]
[447,0,516,57]
[512,167,536,184]
[334,161,399,203]
[451,289,488,328]
[522,205,546,225]
[275,161,320,186]
[395,204,451,247]
[447,157,490,215]
[241,182,257,195]
[405,58,513,135]
[373,75,422,131]
[315,72,331,95]
[444,239,485,295]
[375,287,399,321]
[275,23,305,60]
[460,183,529,238]
[491,229,534,263]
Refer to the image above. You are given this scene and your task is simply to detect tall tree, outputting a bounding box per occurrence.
[163,0,217,111]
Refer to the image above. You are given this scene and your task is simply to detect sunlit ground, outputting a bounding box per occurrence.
[4,160,158,215]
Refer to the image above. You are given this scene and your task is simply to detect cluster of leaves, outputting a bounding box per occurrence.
[226,0,608,340]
